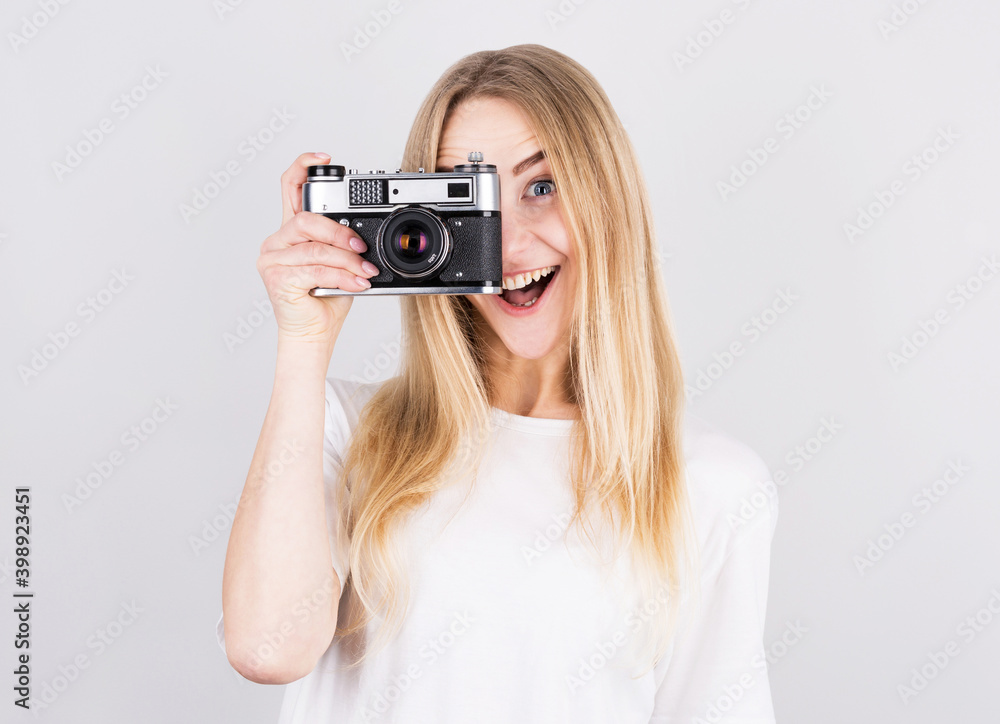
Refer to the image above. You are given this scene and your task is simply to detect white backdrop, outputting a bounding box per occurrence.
[2,1,998,722]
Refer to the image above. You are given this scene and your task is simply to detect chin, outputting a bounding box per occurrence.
[467,301,564,360]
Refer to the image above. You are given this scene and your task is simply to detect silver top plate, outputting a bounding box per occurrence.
[303,169,500,214]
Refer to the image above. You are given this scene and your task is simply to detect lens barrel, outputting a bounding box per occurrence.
[379,208,450,279]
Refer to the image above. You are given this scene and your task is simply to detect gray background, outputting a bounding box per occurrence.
[2,1,998,722]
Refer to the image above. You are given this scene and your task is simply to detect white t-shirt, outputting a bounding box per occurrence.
[216,377,779,723]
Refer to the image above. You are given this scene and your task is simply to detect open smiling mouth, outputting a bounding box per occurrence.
[499,265,560,308]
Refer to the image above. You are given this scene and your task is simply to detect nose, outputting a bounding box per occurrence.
[499,199,534,263]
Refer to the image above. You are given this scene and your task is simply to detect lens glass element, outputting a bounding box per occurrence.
[379,209,449,279]
[392,225,429,259]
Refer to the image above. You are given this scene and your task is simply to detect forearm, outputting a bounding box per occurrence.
[221,335,341,683]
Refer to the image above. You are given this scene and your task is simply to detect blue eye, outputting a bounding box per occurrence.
[526,180,555,197]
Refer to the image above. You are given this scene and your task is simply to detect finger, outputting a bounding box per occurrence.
[280,152,332,226]
[260,211,368,254]
[260,241,380,281]
[267,262,373,296]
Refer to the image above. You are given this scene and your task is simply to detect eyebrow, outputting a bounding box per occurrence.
[512,150,545,176]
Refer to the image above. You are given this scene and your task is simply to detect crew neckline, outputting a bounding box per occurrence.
[489,406,576,436]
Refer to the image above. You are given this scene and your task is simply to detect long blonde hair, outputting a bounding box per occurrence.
[337,44,698,675]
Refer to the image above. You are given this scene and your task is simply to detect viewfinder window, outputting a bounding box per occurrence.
[447,182,470,198]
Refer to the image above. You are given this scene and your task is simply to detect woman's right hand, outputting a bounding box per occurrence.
[256,152,381,345]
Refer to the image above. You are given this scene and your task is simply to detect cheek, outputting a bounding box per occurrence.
[544,211,574,261]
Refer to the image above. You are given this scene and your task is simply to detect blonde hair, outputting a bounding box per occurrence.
[337,44,698,676]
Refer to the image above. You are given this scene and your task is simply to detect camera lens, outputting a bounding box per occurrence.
[391,225,428,259]
[379,209,450,278]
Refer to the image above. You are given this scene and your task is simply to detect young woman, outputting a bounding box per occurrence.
[218,44,779,723]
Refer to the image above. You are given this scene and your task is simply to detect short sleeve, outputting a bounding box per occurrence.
[216,610,227,654]
[650,455,779,722]
[215,611,229,656]
[215,612,248,680]
[323,377,359,593]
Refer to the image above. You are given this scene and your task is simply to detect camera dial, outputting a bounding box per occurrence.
[306,165,346,178]
[453,150,496,174]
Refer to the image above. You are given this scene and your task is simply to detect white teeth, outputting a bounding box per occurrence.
[501,265,555,291]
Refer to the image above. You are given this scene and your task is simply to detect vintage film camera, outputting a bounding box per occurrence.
[303,152,502,296]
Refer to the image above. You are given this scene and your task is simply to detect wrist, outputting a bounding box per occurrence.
[275,333,336,372]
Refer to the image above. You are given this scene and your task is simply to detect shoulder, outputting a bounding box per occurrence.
[325,376,384,421]
[681,413,779,572]
[323,376,388,455]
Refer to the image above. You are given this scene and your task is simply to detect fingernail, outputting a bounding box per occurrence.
[350,237,367,252]
[356,276,372,288]
[362,261,380,276]
[313,152,331,159]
